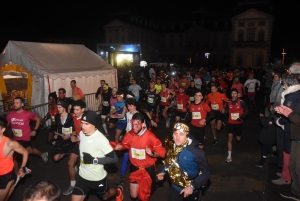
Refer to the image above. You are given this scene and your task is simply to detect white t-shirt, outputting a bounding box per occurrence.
[194,78,202,89]
[244,79,260,92]
[79,129,113,181]
[126,111,139,132]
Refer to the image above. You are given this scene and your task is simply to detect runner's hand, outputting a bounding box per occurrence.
[237,118,243,122]
[114,144,122,150]
[180,186,193,198]
[145,146,152,156]
[83,152,94,164]
[199,119,206,125]
[30,131,36,137]
[156,172,165,180]
[62,134,70,140]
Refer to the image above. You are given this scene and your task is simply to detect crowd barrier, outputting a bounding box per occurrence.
[0,93,100,128]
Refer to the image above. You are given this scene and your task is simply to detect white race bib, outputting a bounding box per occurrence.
[62,127,72,134]
[12,129,22,137]
[190,97,195,101]
[192,112,201,119]
[51,116,55,122]
[231,113,239,120]
[80,159,92,169]
[177,104,183,110]
[110,106,116,112]
[161,97,167,102]
[211,104,219,110]
[181,83,186,86]
[147,97,154,104]
[238,94,241,97]
[131,148,146,160]
[102,101,109,106]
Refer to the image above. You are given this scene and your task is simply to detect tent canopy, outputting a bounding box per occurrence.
[0,40,116,80]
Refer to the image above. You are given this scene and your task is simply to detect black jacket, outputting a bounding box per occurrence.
[258,116,276,145]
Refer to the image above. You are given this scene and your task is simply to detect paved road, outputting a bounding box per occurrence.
[9,95,288,201]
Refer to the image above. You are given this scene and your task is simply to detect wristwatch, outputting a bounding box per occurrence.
[93,157,98,165]
[190,184,195,190]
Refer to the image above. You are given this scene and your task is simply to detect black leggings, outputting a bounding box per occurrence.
[167,186,201,201]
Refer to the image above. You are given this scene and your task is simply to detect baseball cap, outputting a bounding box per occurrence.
[81,111,98,127]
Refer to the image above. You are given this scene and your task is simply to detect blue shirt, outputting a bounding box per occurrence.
[115,100,126,123]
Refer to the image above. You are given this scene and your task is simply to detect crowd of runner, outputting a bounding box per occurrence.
[1,63,300,201]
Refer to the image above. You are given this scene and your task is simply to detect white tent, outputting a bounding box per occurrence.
[0,41,117,106]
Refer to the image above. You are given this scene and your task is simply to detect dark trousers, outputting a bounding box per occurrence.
[290,140,300,196]
[168,186,200,201]
[276,125,284,168]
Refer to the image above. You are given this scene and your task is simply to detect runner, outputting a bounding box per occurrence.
[145,81,159,121]
[107,87,118,129]
[188,90,214,149]
[57,88,74,113]
[41,92,58,144]
[222,88,248,162]
[174,87,190,122]
[100,84,112,136]
[243,72,260,107]
[70,80,85,102]
[186,80,198,104]
[156,122,211,201]
[160,81,175,128]
[205,84,229,145]
[0,116,28,201]
[71,111,123,201]
[110,92,127,142]
[115,113,166,201]
[6,97,48,168]
[62,100,86,195]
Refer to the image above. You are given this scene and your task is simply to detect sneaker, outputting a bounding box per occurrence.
[272,178,291,185]
[115,176,124,185]
[116,185,123,201]
[42,152,48,164]
[276,172,282,177]
[63,185,74,196]
[212,138,218,145]
[225,156,232,163]
[280,191,300,201]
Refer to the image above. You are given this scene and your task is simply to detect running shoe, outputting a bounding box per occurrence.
[42,152,48,164]
[63,185,74,195]
[225,156,232,163]
[116,185,123,201]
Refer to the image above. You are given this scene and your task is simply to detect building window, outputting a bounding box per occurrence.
[258,30,265,41]
[247,30,255,41]
[257,56,263,66]
[248,21,255,26]
[238,30,244,41]
[238,21,245,27]
[259,21,266,26]
[237,55,243,66]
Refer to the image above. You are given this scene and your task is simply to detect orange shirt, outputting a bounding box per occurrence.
[0,136,14,175]
[206,92,229,111]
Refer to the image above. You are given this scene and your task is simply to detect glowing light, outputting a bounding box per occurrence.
[205,53,210,59]
[116,54,133,63]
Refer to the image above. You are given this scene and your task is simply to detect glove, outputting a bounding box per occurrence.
[237,118,243,122]
[83,152,95,164]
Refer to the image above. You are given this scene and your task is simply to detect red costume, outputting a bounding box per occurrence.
[120,130,166,201]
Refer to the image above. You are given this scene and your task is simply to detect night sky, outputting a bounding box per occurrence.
[0,1,298,61]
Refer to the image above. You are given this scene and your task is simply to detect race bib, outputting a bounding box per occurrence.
[190,97,195,101]
[161,97,167,102]
[177,104,183,110]
[51,116,55,122]
[131,148,146,160]
[80,159,92,169]
[192,112,201,119]
[181,83,186,86]
[147,97,154,104]
[133,92,138,97]
[12,129,22,137]
[231,113,239,120]
[211,104,219,110]
[62,127,72,134]
[249,87,254,91]
[110,106,116,112]
[102,101,109,106]
[238,94,241,97]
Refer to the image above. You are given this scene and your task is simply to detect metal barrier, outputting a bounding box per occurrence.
[0,93,100,121]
